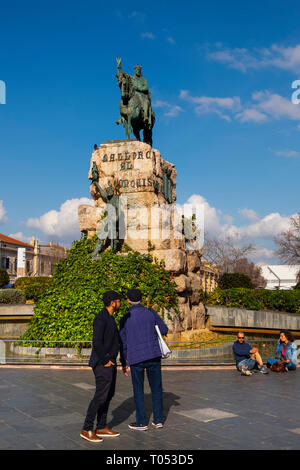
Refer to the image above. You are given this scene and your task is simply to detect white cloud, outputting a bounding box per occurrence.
[225,213,293,240]
[251,246,275,260]
[0,200,7,224]
[180,90,241,122]
[179,88,300,124]
[207,43,300,73]
[235,108,268,123]
[141,32,156,40]
[253,90,300,121]
[166,36,176,45]
[239,209,260,223]
[8,232,34,244]
[26,197,92,243]
[181,194,296,264]
[270,148,300,159]
[153,100,184,117]
[184,194,222,235]
[128,11,146,22]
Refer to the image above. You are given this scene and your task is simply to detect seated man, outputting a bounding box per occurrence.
[232,332,269,375]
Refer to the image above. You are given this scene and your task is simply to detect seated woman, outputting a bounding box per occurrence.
[267,330,298,371]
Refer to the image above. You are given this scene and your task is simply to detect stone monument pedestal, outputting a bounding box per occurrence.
[78,140,205,334]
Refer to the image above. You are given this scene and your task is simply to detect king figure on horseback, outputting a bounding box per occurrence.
[116,57,155,146]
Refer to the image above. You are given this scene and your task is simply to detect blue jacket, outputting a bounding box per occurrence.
[232,341,252,366]
[119,304,168,366]
[275,341,298,365]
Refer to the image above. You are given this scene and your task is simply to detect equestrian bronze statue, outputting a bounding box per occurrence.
[116,57,155,146]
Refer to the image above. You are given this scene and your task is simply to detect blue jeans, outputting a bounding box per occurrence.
[130,357,163,425]
[237,358,257,371]
[267,357,297,371]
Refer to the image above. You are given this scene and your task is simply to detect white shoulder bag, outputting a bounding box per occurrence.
[155,324,172,359]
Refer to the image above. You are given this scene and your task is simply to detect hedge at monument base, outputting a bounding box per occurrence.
[206,287,300,314]
[18,236,179,347]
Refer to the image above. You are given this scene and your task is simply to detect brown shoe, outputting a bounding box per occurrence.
[80,430,103,442]
[95,426,120,437]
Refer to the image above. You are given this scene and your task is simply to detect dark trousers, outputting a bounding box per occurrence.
[83,364,117,431]
[130,357,163,425]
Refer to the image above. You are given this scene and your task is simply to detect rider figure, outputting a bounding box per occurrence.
[132,64,152,127]
[116,57,152,127]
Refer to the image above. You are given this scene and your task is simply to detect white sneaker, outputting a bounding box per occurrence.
[152,422,164,428]
[241,368,252,376]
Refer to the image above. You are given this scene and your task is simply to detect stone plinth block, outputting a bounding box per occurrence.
[151,249,187,273]
[88,140,176,199]
[174,274,189,293]
[187,250,201,272]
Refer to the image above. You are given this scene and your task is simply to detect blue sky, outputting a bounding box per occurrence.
[0,0,299,262]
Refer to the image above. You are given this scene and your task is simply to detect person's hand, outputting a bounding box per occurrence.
[286,360,290,363]
[104,360,115,367]
[122,366,130,376]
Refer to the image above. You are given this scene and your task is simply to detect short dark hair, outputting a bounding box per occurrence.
[103,291,123,307]
[127,288,142,303]
[280,330,295,342]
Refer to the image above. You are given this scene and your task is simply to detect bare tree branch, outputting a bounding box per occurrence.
[274,213,300,265]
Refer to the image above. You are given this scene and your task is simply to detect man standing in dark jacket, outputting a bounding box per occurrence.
[80,291,124,442]
[119,289,168,431]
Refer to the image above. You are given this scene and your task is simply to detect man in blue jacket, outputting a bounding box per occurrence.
[232,331,269,376]
[80,290,124,442]
[120,289,168,430]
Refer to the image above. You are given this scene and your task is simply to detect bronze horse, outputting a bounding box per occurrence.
[116,59,155,146]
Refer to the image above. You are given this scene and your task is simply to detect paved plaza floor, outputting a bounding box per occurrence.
[0,366,299,451]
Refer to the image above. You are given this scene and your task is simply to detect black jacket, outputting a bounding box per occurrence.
[89,308,121,368]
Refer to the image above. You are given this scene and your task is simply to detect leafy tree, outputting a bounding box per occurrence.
[218,272,254,289]
[19,236,179,346]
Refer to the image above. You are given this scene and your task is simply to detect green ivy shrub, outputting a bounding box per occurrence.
[0,268,9,288]
[206,287,300,313]
[218,273,254,289]
[295,282,300,290]
[18,236,179,346]
[0,289,25,304]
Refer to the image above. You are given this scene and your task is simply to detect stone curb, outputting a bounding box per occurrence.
[10,342,233,359]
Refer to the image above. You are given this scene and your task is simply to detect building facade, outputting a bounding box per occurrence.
[260,264,300,290]
[199,260,219,293]
[0,234,67,283]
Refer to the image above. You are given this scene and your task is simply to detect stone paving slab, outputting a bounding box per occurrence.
[0,367,299,450]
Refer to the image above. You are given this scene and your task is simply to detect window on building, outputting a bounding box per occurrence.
[41,262,44,274]
[1,257,9,270]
